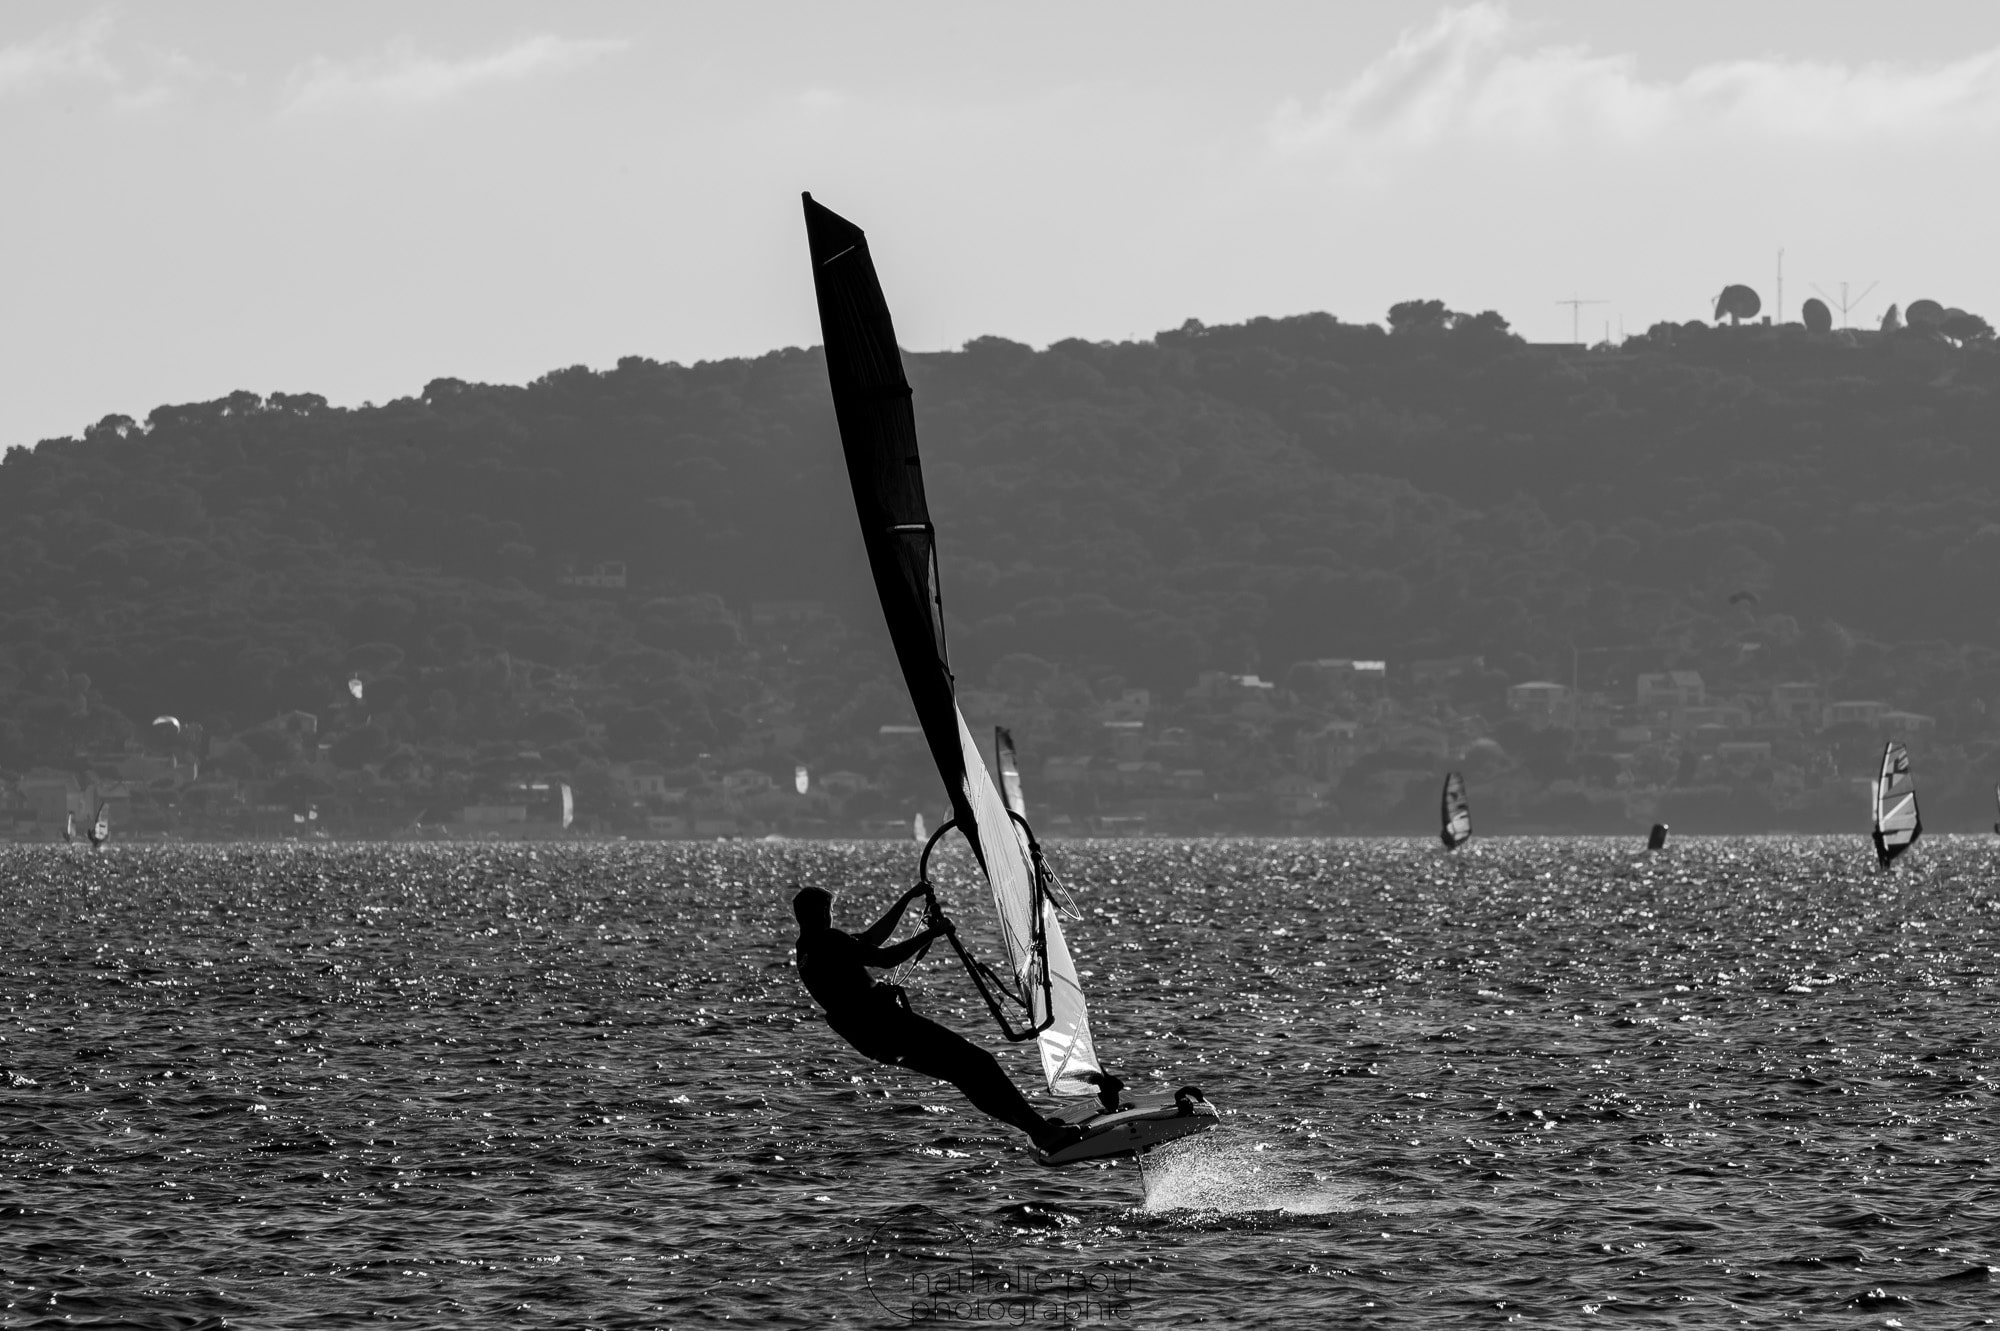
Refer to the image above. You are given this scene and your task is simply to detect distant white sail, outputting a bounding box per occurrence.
[912,811,926,843]
[1871,740,1922,867]
[795,765,810,795]
[994,727,1026,818]
[348,677,365,701]
[560,783,574,830]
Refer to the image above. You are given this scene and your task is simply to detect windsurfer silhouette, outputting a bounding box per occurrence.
[792,884,1081,1152]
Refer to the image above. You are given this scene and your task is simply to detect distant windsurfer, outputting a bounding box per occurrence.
[792,885,1081,1152]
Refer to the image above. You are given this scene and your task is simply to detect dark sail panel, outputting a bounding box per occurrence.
[803,194,975,849]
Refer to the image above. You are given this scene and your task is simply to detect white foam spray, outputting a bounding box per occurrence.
[1137,1130,1369,1215]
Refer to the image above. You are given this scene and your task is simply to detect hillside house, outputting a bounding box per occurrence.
[1094,689,1152,723]
[722,769,777,796]
[1824,700,1888,728]
[1297,720,1362,780]
[1506,681,1571,722]
[1410,656,1485,689]
[1103,720,1147,761]
[1880,710,1937,735]
[1770,682,1822,726]
[1637,671,1706,710]
[610,761,670,800]
[559,561,628,590]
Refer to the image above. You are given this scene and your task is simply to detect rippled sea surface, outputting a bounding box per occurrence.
[2,837,1997,1328]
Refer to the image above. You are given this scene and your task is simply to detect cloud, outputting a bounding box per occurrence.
[286,34,627,113]
[794,87,848,117]
[0,13,119,96]
[1269,3,2000,159]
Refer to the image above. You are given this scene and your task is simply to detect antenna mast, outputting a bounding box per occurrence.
[1776,247,1784,324]
[1555,295,1608,345]
[1811,280,1879,329]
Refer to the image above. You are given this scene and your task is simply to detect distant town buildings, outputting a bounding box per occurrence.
[559,561,628,590]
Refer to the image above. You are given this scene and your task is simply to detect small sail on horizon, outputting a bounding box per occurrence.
[912,811,926,843]
[62,810,75,845]
[88,803,109,849]
[1647,823,1670,851]
[795,765,810,795]
[1871,740,1922,867]
[995,727,1026,819]
[806,192,1103,1099]
[1439,771,1471,849]
[560,783,575,830]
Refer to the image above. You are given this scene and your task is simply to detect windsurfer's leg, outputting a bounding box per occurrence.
[888,1013,1052,1140]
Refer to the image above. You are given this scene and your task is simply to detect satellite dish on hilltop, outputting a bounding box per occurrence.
[1714,284,1761,325]
[1800,298,1832,334]
[1906,299,1945,328]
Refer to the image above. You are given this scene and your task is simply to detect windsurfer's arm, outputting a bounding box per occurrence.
[856,884,931,948]
[864,922,946,970]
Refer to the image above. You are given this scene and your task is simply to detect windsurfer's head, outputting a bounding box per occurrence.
[792,885,833,930]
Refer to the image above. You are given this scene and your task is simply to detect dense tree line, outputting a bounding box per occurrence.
[2,306,1996,821]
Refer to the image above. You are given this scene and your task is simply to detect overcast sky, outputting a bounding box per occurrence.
[5,1,1998,448]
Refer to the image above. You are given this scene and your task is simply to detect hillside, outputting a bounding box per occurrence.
[3,307,1998,836]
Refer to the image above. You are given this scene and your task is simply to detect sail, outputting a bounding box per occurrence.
[912,812,927,843]
[805,193,1102,1097]
[795,765,810,795]
[1871,740,1922,865]
[560,783,575,830]
[995,727,1026,818]
[1439,771,1471,849]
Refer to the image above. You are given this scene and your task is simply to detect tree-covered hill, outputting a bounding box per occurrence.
[3,306,1997,833]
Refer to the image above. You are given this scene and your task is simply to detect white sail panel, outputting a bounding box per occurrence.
[1872,740,1921,863]
[995,728,1027,818]
[953,708,1101,1096]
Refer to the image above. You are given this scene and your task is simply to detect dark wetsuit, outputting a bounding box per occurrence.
[797,922,1048,1139]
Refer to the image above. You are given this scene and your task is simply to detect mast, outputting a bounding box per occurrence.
[803,193,1103,1098]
